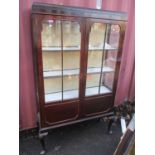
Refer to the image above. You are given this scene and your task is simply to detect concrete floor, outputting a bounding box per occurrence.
[19,119,122,155]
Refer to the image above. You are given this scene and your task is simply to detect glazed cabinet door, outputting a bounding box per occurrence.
[83,19,123,116]
[32,14,83,127]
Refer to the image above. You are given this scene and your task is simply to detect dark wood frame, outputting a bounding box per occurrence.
[31,2,127,132]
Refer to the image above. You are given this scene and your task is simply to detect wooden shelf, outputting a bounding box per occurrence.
[42,43,117,51]
[43,67,114,78]
[45,86,112,102]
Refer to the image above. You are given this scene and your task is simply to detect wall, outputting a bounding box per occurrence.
[19,0,135,130]
[102,0,135,104]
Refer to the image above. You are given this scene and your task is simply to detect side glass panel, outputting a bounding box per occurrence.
[85,23,120,96]
[62,21,81,100]
[41,19,81,103]
[101,24,120,91]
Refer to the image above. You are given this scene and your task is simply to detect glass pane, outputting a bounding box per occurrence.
[86,74,100,96]
[42,20,61,48]
[41,19,62,103]
[62,21,81,100]
[99,24,120,93]
[85,23,106,96]
[43,78,62,102]
[107,24,120,49]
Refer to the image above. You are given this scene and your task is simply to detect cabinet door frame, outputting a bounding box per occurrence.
[81,18,127,116]
[31,14,86,127]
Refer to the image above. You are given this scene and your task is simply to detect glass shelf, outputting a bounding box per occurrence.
[85,86,112,96]
[45,85,112,103]
[42,42,118,52]
[45,89,78,102]
[43,67,114,78]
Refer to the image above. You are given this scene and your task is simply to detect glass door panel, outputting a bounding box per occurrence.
[41,19,81,103]
[85,23,120,97]
[62,21,81,100]
[86,23,107,96]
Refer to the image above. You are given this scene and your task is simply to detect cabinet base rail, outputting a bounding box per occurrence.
[39,111,114,133]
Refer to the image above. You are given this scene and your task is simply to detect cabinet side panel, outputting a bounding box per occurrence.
[31,14,46,128]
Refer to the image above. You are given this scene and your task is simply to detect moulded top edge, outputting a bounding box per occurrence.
[32,2,128,21]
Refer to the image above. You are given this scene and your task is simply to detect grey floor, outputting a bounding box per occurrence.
[19,119,122,155]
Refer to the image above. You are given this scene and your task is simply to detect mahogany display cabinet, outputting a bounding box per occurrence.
[31,2,127,154]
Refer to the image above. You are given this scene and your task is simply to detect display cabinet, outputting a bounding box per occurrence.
[31,3,127,152]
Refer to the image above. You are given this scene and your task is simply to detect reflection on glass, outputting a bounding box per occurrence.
[62,21,81,100]
[107,25,120,49]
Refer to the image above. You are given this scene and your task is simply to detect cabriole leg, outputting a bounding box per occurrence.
[107,119,114,134]
[39,132,48,155]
